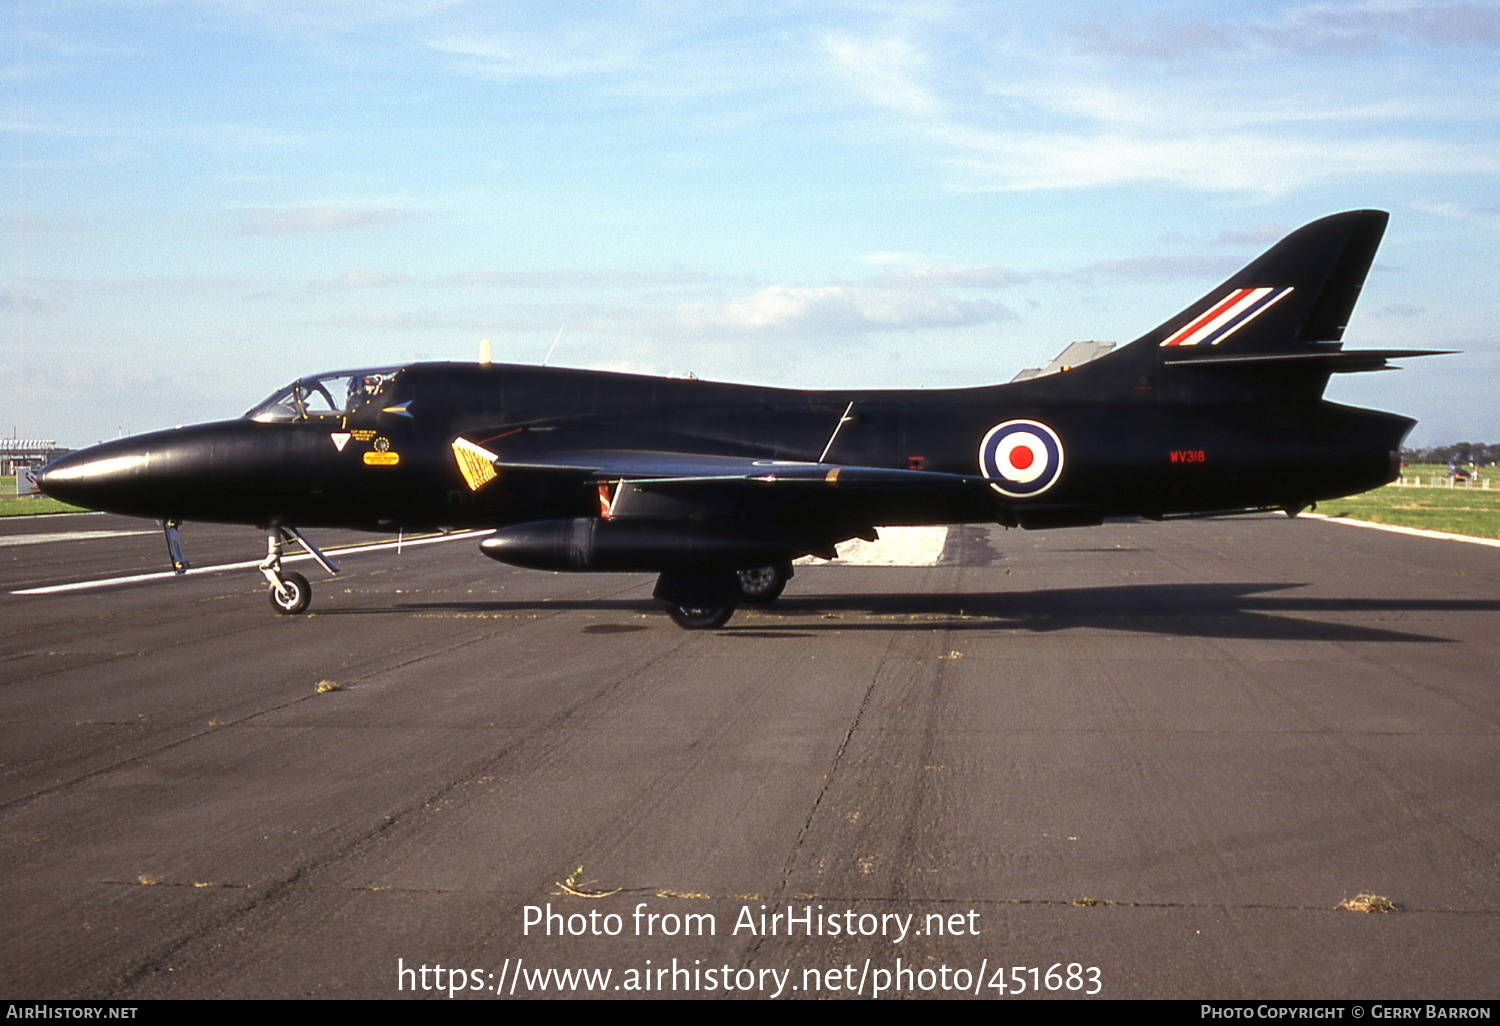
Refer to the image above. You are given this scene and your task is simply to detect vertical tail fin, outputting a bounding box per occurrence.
[1144,209,1387,356]
[1104,210,1443,400]
[1006,210,1446,402]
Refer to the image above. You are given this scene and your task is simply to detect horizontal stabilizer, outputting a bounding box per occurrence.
[1163,347,1454,374]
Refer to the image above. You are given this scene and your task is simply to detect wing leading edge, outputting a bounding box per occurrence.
[452,436,999,555]
[458,443,984,489]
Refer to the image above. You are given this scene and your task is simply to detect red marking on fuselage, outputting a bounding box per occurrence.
[1170,450,1208,463]
[1010,446,1035,470]
[476,427,524,446]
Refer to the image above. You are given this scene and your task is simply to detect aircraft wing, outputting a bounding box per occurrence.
[451,437,997,547]
[468,444,983,489]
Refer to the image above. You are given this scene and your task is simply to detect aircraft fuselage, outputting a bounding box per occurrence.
[41,360,1410,534]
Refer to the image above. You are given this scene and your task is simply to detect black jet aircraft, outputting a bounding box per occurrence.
[39,210,1445,628]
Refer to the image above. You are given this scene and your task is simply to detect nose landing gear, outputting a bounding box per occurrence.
[259,527,340,615]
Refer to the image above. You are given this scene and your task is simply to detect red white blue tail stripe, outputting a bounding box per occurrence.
[1159,286,1293,348]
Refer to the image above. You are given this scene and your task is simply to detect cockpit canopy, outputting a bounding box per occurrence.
[245,367,406,423]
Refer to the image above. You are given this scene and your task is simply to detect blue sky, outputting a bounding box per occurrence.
[6,0,1499,447]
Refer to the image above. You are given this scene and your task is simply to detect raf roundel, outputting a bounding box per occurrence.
[979,420,1065,498]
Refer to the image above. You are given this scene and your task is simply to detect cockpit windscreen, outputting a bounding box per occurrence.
[245,367,405,423]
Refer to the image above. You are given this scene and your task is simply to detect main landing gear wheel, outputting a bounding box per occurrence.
[654,570,739,630]
[665,600,735,630]
[737,561,793,605]
[268,571,311,615]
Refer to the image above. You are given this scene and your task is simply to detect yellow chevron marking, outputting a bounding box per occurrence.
[452,438,499,491]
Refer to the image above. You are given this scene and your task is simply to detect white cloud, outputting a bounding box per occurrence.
[1074,1,1500,58]
[427,30,650,80]
[824,34,943,118]
[448,268,722,289]
[861,250,933,266]
[314,269,411,291]
[238,207,410,236]
[823,20,1500,197]
[1082,254,1242,279]
[1375,303,1426,317]
[1412,200,1500,229]
[140,0,468,30]
[941,131,1488,195]
[1216,224,1294,246]
[1,285,58,314]
[672,284,1014,336]
[872,264,1035,288]
[1072,15,1234,59]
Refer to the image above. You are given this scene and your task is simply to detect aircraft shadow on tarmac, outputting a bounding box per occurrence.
[377,580,1495,644]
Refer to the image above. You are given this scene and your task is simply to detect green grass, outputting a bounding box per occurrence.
[0,476,86,517]
[1319,477,1500,539]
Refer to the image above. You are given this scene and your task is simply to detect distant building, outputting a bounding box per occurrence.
[0,440,71,476]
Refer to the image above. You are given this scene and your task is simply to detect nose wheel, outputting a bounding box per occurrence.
[259,527,338,615]
[268,571,311,615]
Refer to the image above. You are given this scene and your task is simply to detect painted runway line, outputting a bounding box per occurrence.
[0,529,156,547]
[11,530,485,595]
[1306,513,1500,549]
[32,515,1491,599]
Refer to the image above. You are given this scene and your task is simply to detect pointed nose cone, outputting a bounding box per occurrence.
[36,420,362,525]
[37,440,158,515]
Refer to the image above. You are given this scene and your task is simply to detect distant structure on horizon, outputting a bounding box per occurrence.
[0,439,69,477]
[1401,441,1500,466]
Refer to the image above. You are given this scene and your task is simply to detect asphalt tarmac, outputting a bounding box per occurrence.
[1,511,1497,1000]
